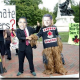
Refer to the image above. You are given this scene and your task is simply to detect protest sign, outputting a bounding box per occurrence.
[0,5,16,30]
[68,23,79,45]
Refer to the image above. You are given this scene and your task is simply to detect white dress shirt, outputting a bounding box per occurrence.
[24,27,30,43]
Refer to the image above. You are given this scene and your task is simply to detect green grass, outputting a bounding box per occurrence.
[59,32,69,42]
[38,32,69,42]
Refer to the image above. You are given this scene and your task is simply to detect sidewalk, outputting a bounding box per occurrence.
[1,43,79,78]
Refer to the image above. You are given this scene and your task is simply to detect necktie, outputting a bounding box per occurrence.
[24,29,29,46]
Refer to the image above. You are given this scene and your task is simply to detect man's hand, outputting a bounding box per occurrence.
[37,21,40,26]
[26,36,32,40]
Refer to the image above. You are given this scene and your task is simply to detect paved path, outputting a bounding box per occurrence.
[1,43,79,78]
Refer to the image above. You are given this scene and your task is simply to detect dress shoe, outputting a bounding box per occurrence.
[17,72,22,76]
[31,72,36,76]
[7,57,11,60]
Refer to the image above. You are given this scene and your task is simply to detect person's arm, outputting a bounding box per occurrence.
[31,21,41,33]
[35,21,41,33]
[16,29,31,40]
[13,31,16,37]
[36,28,43,39]
[55,27,61,39]
[55,27,59,36]
[16,29,26,40]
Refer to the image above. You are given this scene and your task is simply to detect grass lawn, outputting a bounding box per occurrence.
[38,32,69,42]
[59,32,69,42]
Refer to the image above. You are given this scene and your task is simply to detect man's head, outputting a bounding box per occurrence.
[18,17,27,30]
[42,14,53,27]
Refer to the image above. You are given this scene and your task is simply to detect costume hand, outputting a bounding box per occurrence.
[37,21,40,26]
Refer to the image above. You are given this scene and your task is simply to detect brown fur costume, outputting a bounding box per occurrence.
[30,34,38,47]
[30,34,67,75]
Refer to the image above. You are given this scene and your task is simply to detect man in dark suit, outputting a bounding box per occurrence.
[16,17,40,76]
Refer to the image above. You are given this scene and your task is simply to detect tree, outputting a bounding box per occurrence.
[4,0,43,26]
[71,4,79,23]
[4,0,55,26]
[38,7,55,25]
[53,3,58,23]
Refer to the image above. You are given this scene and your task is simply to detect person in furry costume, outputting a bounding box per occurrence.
[30,14,67,75]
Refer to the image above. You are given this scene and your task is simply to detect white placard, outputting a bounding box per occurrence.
[0,5,16,30]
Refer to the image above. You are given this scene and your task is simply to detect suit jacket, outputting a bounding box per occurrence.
[17,26,40,51]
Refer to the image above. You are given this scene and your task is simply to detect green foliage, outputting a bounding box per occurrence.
[4,0,55,27]
[4,0,79,26]
[53,3,58,23]
[71,4,79,23]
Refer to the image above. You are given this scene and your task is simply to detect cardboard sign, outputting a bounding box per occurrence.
[68,23,79,45]
[0,5,16,30]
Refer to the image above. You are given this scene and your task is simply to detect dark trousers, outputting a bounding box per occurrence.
[5,40,11,58]
[61,53,65,64]
[16,49,18,54]
[18,45,34,73]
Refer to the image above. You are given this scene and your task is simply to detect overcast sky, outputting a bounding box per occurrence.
[39,0,79,12]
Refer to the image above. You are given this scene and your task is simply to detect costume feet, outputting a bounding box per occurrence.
[43,70,54,75]
[58,68,68,75]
